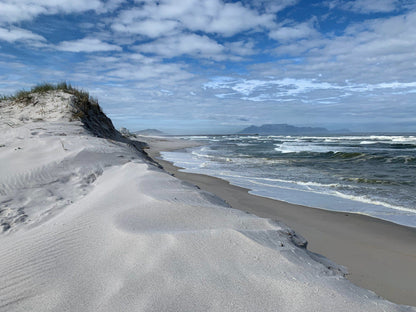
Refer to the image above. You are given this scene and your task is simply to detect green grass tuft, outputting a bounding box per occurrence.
[1,82,84,101]
[31,83,56,93]
[0,82,104,120]
[1,82,118,138]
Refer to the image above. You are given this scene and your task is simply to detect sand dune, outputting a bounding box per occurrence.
[0,91,414,311]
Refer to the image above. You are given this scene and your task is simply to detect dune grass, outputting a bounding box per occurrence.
[1,82,93,101]
[0,82,104,123]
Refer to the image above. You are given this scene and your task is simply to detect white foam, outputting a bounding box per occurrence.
[162,149,416,228]
[274,142,339,153]
[216,172,416,216]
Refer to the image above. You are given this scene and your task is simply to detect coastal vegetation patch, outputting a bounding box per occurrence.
[0,82,105,121]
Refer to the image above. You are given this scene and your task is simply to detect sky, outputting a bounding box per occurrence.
[1,0,416,134]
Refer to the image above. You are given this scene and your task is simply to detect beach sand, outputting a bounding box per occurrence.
[1,92,415,311]
[143,136,416,307]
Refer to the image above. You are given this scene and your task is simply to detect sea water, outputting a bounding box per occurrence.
[161,135,416,228]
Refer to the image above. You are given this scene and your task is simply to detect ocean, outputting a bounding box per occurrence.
[160,134,416,228]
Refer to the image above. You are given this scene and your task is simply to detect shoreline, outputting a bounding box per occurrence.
[141,136,416,307]
[3,92,415,311]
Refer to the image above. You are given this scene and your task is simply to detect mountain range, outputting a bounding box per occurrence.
[238,124,349,135]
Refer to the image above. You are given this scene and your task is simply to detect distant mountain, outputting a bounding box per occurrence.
[134,129,165,136]
[238,124,331,135]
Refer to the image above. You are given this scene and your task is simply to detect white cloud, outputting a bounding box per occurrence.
[205,77,340,99]
[100,0,127,13]
[111,0,276,60]
[112,19,179,38]
[328,0,400,13]
[56,38,122,53]
[329,11,416,67]
[269,22,320,42]
[224,40,257,56]
[362,81,416,91]
[136,34,225,60]
[244,0,299,13]
[0,0,122,24]
[204,76,416,102]
[0,2,45,24]
[1,0,415,133]
[0,26,46,43]
[65,52,194,85]
[112,0,275,38]
[347,0,399,13]
[267,10,416,86]
[198,1,274,36]
[106,62,193,81]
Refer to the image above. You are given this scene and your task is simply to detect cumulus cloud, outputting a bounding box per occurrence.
[198,1,274,36]
[56,38,122,53]
[269,21,320,42]
[112,19,179,38]
[111,0,277,60]
[268,10,416,86]
[0,0,105,24]
[136,34,225,59]
[329,11,416,70]
[112,0,275,38]
[100,0,127,13]
[0,27,46,43]
[65,52,194,86]
[106,62,193,81]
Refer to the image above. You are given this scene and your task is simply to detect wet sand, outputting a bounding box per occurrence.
[142,136,416,307]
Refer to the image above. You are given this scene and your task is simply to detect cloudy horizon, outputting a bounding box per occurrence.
[1,0,416,134]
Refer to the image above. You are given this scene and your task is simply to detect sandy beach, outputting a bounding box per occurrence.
[1,91,415,311]
[142,136,416,307]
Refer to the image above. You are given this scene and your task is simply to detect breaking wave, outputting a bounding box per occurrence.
[162,134,416,228]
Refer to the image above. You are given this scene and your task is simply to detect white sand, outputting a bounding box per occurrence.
[0,92,414,311]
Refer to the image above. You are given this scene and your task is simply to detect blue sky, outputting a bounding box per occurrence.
[1,0,416,134]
